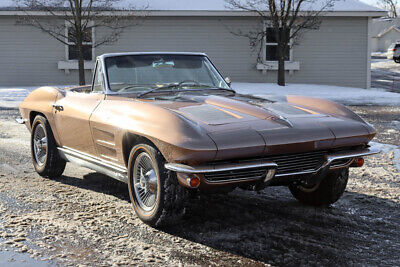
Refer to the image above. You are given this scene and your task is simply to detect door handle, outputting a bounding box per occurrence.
[52,104,64,112]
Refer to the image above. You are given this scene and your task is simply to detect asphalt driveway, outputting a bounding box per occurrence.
[371,56,400,93]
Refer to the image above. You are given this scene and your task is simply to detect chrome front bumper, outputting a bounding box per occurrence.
[165,160,278,174]
[165,146,380,184]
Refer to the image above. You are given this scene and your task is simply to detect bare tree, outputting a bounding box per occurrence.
[226,0,334,86]
[377,0,398,17]
[16,0,145,85]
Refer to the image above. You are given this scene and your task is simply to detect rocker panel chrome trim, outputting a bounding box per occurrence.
[58,147,128,183]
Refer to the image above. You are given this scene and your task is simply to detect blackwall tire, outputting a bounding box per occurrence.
[127,144,188,227]
[289,168,349,207]
[31,115,66,178]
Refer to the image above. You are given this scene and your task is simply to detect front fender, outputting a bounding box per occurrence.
[286,95,376,135]
[91,97,218,165]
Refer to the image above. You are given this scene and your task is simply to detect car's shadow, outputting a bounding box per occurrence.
[53,172,400,266]
[55,172,130,201]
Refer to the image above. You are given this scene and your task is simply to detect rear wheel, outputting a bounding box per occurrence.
[289,168,349,206]
[31,115,66,178]
[127,144,187,227]
[394,58,400,63]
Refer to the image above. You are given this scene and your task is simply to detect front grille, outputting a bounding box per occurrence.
[204,150,328,183]
[204,167,267,183]
[266,150,326,175]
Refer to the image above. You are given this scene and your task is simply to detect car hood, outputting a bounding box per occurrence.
[144,92,375,159]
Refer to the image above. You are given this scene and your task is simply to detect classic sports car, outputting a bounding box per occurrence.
[18,52,379,227]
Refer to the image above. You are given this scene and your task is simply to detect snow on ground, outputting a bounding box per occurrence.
[372,52,388,57]
[232,83,400,106]
[370,141,400,172]
[0,87,34,109]
[371,58,400,72]
[392,120,400,130]
[0,86,70,108]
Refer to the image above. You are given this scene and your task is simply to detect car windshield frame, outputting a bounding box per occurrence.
[103,54,231,94]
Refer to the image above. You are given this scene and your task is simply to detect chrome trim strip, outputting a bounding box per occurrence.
[164,161,278,174]
[96,139,116,147]
[275,169,317,177]
[326,146,380,162]
[207,176,264,184]
[204,169,272,184]
[58,147,128,183]
[329,158,354,170]
[59,146,126,171]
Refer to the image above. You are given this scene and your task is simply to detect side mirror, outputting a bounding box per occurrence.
[225,77,232,87]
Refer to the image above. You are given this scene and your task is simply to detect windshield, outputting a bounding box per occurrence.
[104,54,230,93]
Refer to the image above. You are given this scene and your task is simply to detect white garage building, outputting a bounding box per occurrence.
[0,0,385,88]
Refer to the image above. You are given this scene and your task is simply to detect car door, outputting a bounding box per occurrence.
[53,61,105,155]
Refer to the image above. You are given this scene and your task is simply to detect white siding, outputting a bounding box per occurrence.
[0,17,92,87]
[0,16,368,88]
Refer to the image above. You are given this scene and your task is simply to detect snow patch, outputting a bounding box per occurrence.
[370,141,400,172]
[232,83,400,106]
[372,52,387,57]
[0,86,71,108]
[371,58,400,72]
[0,87,34,108]
[391,121,400,130]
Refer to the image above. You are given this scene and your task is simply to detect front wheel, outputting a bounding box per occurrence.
[127,144,187,227]
[289,168,349,206]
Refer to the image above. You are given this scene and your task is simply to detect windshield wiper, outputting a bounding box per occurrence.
[117,84,152,92]
[136,83,180,98]
[137,85,236,99]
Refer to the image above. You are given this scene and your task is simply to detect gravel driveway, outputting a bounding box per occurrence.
[0,106,399,266]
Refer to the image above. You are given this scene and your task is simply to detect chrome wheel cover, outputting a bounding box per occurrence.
[33,124,47,167]
[133,152,158,211]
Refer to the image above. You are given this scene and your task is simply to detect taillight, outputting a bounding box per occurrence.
[393,49,397,51]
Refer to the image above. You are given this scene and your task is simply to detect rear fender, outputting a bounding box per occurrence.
[19,86,63,144]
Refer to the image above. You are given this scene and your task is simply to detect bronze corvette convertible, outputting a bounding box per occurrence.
[18,52,379,227]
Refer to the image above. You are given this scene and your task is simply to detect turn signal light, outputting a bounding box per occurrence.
[187,176,200,188]
[351,157,364,167]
